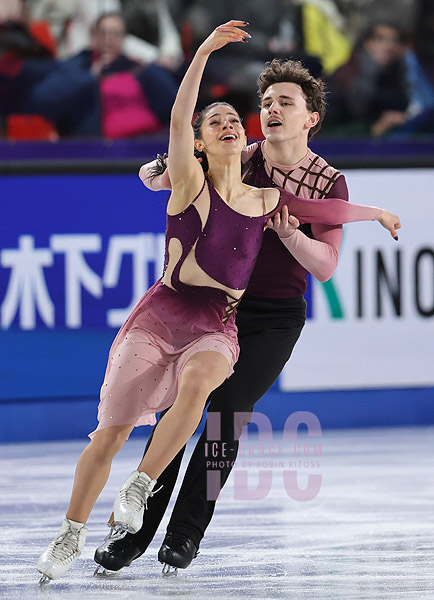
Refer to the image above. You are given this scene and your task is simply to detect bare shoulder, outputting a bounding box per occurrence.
[242,186,279,215]
[263,187,280,213]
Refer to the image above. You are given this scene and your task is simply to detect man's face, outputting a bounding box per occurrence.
[93,15,125,60]
[260,82,316,144]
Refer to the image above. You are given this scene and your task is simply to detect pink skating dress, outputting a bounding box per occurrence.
[90,178,382,436]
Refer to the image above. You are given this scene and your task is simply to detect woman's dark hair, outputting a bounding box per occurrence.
[148,153,169,179]
[149,101,240,178]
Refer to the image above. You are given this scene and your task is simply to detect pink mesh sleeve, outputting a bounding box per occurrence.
[277,176,380,281]
[277,185,382,226]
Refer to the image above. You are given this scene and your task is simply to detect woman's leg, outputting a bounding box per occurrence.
[38,423,135,581]
[66,423,134,524]
[138,351,230,480]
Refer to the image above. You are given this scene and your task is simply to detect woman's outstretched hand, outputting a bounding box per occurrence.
[377,210,402,240]
[197,20,251,56]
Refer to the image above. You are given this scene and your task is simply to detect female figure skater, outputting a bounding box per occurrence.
[37,20,400,583]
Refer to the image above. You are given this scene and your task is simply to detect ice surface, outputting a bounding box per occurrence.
[1,426,434,599]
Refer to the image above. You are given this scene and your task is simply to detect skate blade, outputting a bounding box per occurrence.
[162,563,178,578]
[38,573,51,585]
[93,565,119,577]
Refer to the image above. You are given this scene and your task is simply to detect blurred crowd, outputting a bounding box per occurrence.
[0,0,433,141]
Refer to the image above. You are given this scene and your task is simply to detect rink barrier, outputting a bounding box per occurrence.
[1,386,433,443]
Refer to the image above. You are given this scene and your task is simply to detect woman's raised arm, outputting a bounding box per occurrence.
[167,21,250,213]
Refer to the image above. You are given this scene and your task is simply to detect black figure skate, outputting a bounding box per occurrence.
[158,532,199,577]
[93,526,145,575]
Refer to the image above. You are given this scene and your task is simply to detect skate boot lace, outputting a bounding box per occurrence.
[120,478,162,512]
[50,526,82,563]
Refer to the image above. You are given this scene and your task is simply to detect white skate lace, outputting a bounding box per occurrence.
[120,478,162,512]
[104,525,127,542]
[50,526,82,563]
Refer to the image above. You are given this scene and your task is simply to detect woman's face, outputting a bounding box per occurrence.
[195,105,246,158]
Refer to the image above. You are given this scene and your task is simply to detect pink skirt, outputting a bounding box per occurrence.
[89,281,239,437]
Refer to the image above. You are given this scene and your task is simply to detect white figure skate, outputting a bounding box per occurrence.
[112,470,160,536]
[37,517,87,583]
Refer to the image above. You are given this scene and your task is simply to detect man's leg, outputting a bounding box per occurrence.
[94,409,186,570]
[160,296,306,564]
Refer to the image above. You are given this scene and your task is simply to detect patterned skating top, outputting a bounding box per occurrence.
[242,141,349,297]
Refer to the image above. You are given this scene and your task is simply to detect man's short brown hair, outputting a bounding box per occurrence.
[257,59,326,139]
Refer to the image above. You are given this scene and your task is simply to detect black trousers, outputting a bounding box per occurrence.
[128,294,306,550]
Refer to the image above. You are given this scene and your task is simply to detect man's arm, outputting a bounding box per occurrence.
[139,158,172,191]
[268,175,400,277]
[270,175,348,282]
